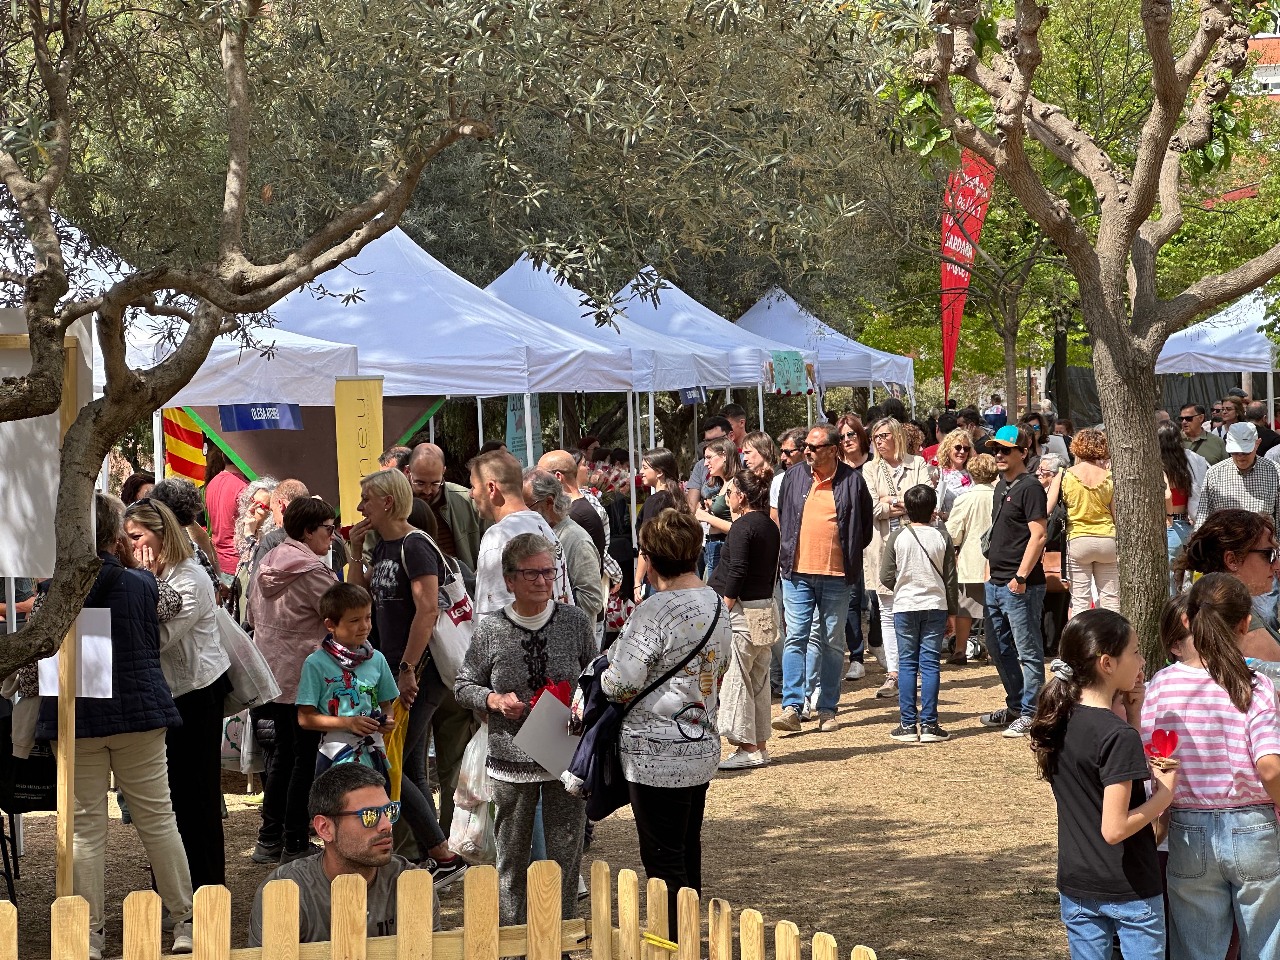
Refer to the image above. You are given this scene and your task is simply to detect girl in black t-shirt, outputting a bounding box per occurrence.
[1028,609,1178,960]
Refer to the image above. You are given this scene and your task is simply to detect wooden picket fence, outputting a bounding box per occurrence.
[0,859,877,960]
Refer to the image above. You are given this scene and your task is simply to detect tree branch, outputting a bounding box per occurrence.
[217,0,264,263]
[1158,241,1280,342]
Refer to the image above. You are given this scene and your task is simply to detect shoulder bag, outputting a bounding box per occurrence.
[980,473,1031,558]
[567,597,722,821]
[403,530,475,689]
[217,606,282,716]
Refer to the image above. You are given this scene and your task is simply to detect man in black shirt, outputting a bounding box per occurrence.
[979,425,1048,739]
[1247,402,1280,457]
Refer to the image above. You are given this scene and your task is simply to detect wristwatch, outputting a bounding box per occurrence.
[397,661,413,674]
[1013,574,1027,585]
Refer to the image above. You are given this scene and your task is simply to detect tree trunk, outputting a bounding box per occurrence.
[1091,328,1169,659]
[1003,329,1020,417]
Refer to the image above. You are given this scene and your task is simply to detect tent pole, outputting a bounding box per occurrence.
[806,393,813,428]
[429,403,436,444]
[626,392,639,551]
[152,409,164,478]
[756,382,765,433]
[477,396,484,444]
[558,394,565,447]
[523,393,535,466]
[648,392,656,447]
[726,387,732,404]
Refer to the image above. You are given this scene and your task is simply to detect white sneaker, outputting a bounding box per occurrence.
[172,930,193,954]
[844,661,865,680]
[718,748,768,770]
[577,873,589,901]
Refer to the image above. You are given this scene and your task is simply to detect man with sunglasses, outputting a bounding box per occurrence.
[1179,404,1227,465]
[248,764,439,946]
[773,424,874,733]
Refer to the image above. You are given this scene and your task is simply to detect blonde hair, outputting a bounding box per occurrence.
[124,499,194,568]
[967,453,999,484]
[361,468,413,521]
[869,417,907,464]
[937,428,973,470]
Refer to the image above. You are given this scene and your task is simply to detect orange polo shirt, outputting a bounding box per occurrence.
[794,470,844,577]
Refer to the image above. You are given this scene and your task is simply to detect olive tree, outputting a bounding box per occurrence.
[1,0,885,674]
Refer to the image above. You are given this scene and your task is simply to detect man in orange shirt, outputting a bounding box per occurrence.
[772,423,874,733]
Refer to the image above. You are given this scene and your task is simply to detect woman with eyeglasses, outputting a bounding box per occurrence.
[864,418,934,700]
[1182,510,1280,660]
[937,429,974,498]
[246,496,339,864]
[455,533,595,925]
[837,415,870,472]
[123,497,232,893]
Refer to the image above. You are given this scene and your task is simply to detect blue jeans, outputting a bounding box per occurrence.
[893,610,946,726]
[782,574,852,715]
[844,578,866,662]
[984,582,1046,718]
[703,539,724,581]
[1167,805,1280,960]
[1166,519,1191,596]
[1059,893,1164,960]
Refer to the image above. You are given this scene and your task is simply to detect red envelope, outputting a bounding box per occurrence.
[531,680,573,708]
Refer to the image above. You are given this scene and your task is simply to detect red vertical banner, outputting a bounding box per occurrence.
[940,150,996,400]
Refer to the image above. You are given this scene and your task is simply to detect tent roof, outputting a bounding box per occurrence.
[486,256,731,392]
[736,288,915,391]
[615,269,818,387]
[92,326,359,406]
[1156,293,1275,374]
[272,228,631,396]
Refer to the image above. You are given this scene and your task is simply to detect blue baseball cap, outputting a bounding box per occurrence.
[985,425,1024,451]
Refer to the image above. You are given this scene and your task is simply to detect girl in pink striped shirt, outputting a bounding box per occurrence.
[1141,573,1280,960]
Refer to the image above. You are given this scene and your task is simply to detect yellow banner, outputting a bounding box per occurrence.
[334,377,384,526]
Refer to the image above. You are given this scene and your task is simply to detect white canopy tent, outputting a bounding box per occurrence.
[486,255,731,392]
[1156,293,1274,374]
[1157,293,1277,421]
[272,227,631,397]
[736,287,915,399]
[91,326,359,407]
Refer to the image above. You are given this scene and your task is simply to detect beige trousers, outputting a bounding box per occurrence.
[720,602,775,746]
[1066,535,1121,613]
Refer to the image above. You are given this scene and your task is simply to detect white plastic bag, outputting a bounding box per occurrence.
[452,723,492,809]
[215,607,281,716]
[449,800,496,864]
[221,709,264,774]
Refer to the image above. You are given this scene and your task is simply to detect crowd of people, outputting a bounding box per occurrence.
[16,379,1280,959]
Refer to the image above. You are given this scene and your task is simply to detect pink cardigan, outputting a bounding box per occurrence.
[248,538,337,703]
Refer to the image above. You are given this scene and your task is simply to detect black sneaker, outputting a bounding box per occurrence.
[979,707,1017,727]
[889,722,918,743]
[251,841,282,864]
[280,841,322,864]
[427,855,469,889]
[919,722,951,743]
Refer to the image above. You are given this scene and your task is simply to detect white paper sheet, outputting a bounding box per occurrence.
[512,694,580,779]
[38,607,114,699]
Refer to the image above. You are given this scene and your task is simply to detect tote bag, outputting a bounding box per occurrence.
[403,531,475,689]
[215,606,281,716]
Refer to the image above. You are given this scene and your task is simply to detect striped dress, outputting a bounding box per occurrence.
[1140,662,1280,808]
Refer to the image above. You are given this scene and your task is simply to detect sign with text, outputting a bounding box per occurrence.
[678,387,708,406]
[335,377,384,526]
[505,394,543,466]
[217,403,303,432]
[770,350,807,394]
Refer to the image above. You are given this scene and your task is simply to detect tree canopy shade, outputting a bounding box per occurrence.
[865,0,1280,647]
[0,0,889,676]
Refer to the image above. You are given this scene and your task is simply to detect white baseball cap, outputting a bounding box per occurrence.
[1225,422,1259,454]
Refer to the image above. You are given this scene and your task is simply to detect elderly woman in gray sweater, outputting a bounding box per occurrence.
[454,533,596,925]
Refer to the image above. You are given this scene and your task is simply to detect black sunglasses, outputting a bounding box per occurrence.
[804,442,834,452]
[1250,548,1279,564]
[1179,415,1197,422]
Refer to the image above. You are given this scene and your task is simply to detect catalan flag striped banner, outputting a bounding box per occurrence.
[162,408,206,486]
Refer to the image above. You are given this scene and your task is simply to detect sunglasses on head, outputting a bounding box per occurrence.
[332,801,401,828]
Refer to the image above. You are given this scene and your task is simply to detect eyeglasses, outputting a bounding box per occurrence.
[514,567,557,582]
[416,479,444,491]
[872,432,892,442]
[1179,415,1197,422]
[840,432,857,441]
[320,523,336,535]
[1250,548,1279,564]
[803,442,834,452]
[953,446,971,453]
[331,801,401,828]
[1036,470,1055,478]
[1028,424,1041,432]
[1212,407,1222,413]
[779,447,801,457]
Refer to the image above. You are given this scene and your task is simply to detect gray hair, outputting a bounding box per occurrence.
[95,493,125,553]
[150,477,203,526]
[501,532,555,577]
[1039,453,1064,473]
[523,467,570,520]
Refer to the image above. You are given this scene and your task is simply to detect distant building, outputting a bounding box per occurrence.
[1250,34,1280,100]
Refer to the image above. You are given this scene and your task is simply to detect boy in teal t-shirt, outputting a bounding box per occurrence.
[298,583,398,772]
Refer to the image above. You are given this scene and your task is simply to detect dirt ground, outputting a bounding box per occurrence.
[9,658,1066,960]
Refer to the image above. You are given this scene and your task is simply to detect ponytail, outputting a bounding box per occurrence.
[1186,573,1256,713]
[1030,608,1134,781]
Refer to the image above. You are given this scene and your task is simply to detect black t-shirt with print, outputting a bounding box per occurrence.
[987,472,1048,586]
[1053,705,1161,901]
[369,532,439,667]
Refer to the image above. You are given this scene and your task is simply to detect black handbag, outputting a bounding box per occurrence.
[569,598,722,821]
